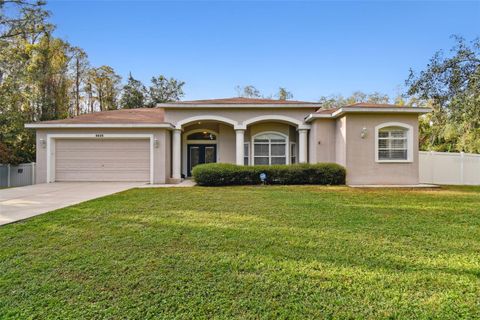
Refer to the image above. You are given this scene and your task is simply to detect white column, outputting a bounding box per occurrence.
[298,129,308,163]
[235,129,245,165]
[172,129,182,179]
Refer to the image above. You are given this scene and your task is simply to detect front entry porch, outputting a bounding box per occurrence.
[170,116,311,181]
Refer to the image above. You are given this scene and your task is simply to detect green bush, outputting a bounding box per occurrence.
[192,163,346,186]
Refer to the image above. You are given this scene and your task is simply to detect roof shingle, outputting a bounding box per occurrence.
[161,97,319,105]
[37,108,165,124]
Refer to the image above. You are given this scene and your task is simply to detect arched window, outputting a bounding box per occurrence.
[253,132,287,165]
[375,123,413,162]
[186,131,216,141]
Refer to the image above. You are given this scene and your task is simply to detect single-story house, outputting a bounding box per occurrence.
[25,97,431,185]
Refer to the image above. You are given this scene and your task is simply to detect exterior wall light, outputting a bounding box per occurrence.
[360,127,367,139]
[40,139,46,148]
[154,139,159,148]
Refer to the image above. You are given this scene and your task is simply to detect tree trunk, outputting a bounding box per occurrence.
[75,58,80,116]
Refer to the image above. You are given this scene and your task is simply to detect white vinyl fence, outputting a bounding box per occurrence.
[0,163,36,188]
[419,151,480,185]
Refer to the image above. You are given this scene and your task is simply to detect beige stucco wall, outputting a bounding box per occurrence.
[310,113,420,184]
[342,114,419,185]
[335,117,347,167]
[309,119,336,163]
[163,107,316,127]
[183,122,219,132]
[247,122,290,139]
[218,124,236,163]
[35,130,47,183]
[164,130,171,181]
[34,128,170,184]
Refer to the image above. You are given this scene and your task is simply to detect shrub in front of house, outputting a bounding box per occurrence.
[192,163,346,186]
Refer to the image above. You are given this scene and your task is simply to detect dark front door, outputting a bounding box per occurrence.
[187,144,217,176]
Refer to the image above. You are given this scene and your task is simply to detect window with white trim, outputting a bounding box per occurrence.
[290,142,297,164]
[377,127,408,160]
[244,142,249,165]
[253,132,287,165]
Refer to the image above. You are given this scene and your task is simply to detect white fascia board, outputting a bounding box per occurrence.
[158,104,319,109]
[25,123,175,129]
[305,107,432,123]
[331,107,432,117]
[304,113,334,122]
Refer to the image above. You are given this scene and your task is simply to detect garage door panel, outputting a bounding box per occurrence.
[55,139,150,182]
[56,140,145,146]
[56,145,149,152]
[55,171,149,182]
[56,166,150,173]
[56,156,149,164]
[56,162,150,170]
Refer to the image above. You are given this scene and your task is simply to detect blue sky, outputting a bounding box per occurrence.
[46,1,479,101]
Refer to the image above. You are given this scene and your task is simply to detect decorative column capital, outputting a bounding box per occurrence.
[297,124,311,131]
[234,124,247,131]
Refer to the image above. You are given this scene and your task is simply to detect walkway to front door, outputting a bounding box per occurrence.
[187,144,217,176]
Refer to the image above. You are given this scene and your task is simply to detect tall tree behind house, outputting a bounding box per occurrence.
[406,36,480,153]
[121,73,147,109]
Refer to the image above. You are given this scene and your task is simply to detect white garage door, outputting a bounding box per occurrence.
[55,139,150,182]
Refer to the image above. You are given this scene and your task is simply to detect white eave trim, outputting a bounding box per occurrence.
[332,107,432,117]
[304,113,332,122]
[305,107,432,122]
[25,123,175,129]
[158,103,320,109]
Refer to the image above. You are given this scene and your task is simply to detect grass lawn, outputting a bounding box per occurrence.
[1,186,479,319]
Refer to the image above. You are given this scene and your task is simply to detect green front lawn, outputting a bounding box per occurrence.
[1,186,479,319]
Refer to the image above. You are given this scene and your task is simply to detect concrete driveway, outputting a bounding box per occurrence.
[0,182,143,226]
